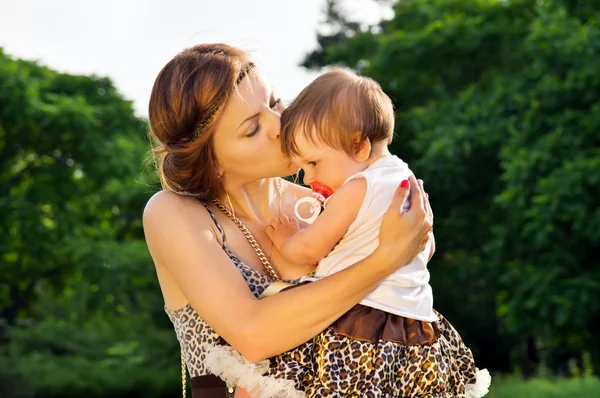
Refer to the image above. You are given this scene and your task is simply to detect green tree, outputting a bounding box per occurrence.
[0,48,147,324]
[0,49,177,397]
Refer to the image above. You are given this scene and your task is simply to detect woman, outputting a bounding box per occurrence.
[143,43,433,398]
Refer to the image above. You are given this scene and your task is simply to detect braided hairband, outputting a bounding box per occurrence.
[190,61,256,142]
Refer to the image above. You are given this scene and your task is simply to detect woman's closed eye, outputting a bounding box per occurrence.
[246,98,283,138]
[246,122,261,137]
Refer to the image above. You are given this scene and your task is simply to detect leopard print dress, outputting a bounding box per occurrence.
[264,308,487,397]
[164,203,274,395]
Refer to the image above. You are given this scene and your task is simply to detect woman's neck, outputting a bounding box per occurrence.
[219,177,282,225]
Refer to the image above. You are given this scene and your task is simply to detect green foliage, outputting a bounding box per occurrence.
[0,48,152,322]
[0,49,170,397]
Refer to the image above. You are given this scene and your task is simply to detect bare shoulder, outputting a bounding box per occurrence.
[144,190,209,220]
[143,190,214,240]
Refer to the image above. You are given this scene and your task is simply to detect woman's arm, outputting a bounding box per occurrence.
[143,176,431,363]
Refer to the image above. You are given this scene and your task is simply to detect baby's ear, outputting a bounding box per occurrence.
[352,133,371,162]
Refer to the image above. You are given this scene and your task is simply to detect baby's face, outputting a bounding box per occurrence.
[292,132,365,192]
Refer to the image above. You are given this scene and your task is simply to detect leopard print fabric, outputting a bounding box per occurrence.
[165,203,273,378]
[266,311,478,397]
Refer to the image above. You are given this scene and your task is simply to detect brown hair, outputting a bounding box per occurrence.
[148,43,250,199]
[280,67,394,159]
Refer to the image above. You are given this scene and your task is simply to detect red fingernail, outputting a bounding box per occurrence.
[400,179,409,188]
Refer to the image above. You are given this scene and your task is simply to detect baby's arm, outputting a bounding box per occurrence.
[266,178,367,265]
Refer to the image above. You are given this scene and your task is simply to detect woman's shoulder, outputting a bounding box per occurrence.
[144,189,201,216]
[143,190,213,233]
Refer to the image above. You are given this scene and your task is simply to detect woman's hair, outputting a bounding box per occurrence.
[280,67,394,159]
[148,43,253,199]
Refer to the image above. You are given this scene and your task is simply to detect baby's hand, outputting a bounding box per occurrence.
[265,215,302,250]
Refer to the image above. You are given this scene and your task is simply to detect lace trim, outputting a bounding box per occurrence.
[204,344,305,398]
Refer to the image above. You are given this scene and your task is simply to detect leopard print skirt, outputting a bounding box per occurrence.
[265,308,481,398]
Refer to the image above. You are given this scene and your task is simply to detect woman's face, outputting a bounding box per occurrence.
[212,70,298,183]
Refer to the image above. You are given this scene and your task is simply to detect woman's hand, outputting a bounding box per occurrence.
[377,175,433,270]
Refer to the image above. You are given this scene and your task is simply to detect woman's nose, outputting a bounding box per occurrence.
[267,110,281,140]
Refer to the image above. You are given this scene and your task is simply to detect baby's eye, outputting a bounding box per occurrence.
[308,161,318,166]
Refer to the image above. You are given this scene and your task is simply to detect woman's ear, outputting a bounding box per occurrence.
[216,162,224,179]
[353,133,371,162]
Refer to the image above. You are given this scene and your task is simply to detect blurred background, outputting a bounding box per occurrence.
[1,0,599,397]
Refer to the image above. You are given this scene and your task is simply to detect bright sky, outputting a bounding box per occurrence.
[0,0,391,117]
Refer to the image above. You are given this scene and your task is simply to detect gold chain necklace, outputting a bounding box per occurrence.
[211,197,282,283]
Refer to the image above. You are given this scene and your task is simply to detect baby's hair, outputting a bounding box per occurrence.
[280,67,394,159]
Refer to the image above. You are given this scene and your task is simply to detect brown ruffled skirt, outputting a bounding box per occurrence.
[265,304,479,397]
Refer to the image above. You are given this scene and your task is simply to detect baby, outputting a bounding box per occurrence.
[270,68,436,322]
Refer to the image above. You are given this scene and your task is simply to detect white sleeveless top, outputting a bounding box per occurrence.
[303,155,437,322]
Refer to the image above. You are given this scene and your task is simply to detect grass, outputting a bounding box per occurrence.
[487,375,600,398]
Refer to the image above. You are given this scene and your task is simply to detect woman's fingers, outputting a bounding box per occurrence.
[414,179,432,247]
[408,175,425,217]
[425,193,433,224]
[388,178,411,216]
[418,179,433,223]
[378,175,435,269]
[422,233,431,248]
